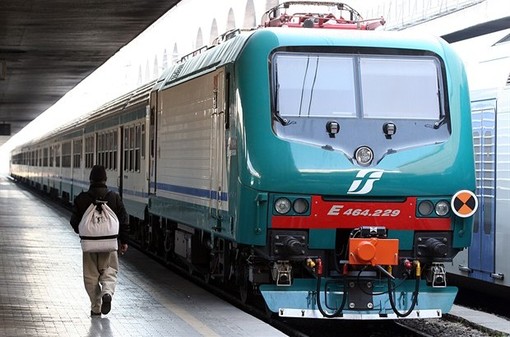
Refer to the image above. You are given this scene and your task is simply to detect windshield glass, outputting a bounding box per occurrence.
[276,54,357,118]
[360,57,440,119]
[271,51,449,163]
[274,52,442,120]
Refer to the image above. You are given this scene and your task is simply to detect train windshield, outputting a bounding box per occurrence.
[273,53,442,120]
[271,51,450,159]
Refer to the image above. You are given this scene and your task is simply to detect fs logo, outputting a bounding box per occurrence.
[347,169,383,195]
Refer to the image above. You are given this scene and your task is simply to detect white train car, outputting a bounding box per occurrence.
[10,81,154,220]
[448,31,510,295]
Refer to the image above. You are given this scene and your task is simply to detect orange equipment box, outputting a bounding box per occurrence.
[348,238,399,266]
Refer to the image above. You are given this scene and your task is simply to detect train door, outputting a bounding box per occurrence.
[121,120,148,218]
[469,99,496,282]
[209,71,227,230]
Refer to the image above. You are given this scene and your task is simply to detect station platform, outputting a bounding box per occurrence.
[0,176,287,337]
[449,305,510,335]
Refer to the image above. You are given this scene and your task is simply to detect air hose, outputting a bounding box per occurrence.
[314,258,347,318]
[388,261,421,317]
[316,275,347,318]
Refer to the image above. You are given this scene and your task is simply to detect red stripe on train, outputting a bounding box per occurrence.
[271,196,451,230]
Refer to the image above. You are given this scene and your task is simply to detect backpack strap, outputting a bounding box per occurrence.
[86,191,112,213]
[87,190,112,203]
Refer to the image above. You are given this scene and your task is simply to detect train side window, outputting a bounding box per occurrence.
[73,139,82,169]
[62,142,71,168]
[55,145,61,168]
[107,131,113,170]
[102,133,106,167]
[97,134,103,167]
[43,148,48,167]
[135,124,141,172]
[106,132,110,169]
[103,133,108,169]
[85,136,94,169]
[103,133,107,169]
[104,132,109,170]
[124,128,129,171]
[130,126,135,171]
[102,133,106,168]
[113,130,118,171]
[49,147,54,167]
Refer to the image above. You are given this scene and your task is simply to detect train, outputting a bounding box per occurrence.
[9,2,477,320]
[447,31,510,297]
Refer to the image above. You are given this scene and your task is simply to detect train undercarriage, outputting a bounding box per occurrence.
[130,213,458,319]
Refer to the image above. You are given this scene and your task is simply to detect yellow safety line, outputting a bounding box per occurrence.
[157,295,222,337]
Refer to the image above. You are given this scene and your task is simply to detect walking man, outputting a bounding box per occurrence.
[70,165,129,316]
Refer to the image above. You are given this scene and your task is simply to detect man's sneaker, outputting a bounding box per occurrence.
[91,311,101,317]
[101,294,112,315]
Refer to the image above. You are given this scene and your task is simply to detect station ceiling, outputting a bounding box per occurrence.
[0,1,509,150]
[0,0,181,147]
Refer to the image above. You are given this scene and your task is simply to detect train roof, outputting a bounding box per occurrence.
[13,80,155,151]
[157,27,452,91]
[157,30,252,90]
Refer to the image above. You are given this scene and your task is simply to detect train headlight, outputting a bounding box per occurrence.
[293,198,309,214]
[354,146,373,166]
[418,200,434,216]
[275,198,291,214]
[435,200,450,216]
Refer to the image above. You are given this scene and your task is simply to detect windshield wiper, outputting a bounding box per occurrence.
[433,115,447,129]
[273,63,294,126]
[273,111,295,126]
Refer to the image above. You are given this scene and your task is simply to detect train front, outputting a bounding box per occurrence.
[234,28,476,319]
